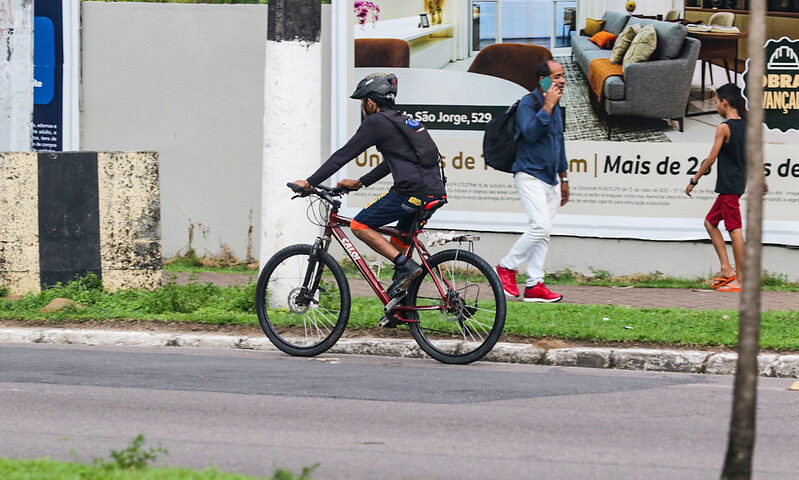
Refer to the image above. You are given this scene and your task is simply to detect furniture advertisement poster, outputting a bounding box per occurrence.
[332,1,799,246]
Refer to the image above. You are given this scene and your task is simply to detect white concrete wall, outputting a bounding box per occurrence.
[81,2,268,260]
[81,2,333,261]
[0,0,33,151]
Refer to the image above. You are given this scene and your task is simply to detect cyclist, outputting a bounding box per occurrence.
[293,73,446,298]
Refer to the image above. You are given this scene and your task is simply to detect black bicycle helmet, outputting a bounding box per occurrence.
[350,73,398,101]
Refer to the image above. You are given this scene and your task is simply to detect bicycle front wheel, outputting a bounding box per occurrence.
[255,244,350,356]
[406,249,506,364]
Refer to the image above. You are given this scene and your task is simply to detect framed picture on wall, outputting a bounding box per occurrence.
[419,13,430,28]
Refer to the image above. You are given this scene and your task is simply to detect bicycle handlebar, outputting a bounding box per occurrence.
[286,182,348,208]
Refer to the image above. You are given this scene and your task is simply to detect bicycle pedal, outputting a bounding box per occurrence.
[378,316,399,329]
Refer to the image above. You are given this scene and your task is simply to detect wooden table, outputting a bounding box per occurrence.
[687,30,748,101]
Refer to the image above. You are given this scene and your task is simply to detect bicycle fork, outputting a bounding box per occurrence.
[296,236,329,307]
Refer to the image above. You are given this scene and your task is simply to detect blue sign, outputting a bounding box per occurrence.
[32,2,64,152]
[34,16,56,105]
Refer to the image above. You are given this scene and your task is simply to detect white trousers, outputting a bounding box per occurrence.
[499,172,561,286]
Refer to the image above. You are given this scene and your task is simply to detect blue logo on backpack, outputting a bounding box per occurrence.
[406,118,420,128]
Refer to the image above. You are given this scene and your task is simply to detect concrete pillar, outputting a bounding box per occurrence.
[0,0,33,151]
[261,0,323,306]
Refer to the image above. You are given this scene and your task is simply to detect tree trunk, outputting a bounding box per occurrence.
[721,1,766,478]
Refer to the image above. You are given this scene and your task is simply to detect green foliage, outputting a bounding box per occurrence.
[0,456,317,479]
[545,268,577,283]
[272,463,318,480]
[0,284,9,297]
[588,266,612,281]
[94,435,168,470]
[762,270,789,287]
[140,280,219,314]
[0,274,257,320]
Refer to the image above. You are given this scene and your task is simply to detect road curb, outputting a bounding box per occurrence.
[1,327,797,378]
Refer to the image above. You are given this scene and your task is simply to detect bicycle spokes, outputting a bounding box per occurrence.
[256,245,350,354]
[406,250,505,364]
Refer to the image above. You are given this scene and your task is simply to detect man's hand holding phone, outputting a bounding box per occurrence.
[541,77,562,114]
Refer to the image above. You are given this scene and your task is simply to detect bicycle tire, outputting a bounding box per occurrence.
[406,249,506,364]
[255,244,350,356]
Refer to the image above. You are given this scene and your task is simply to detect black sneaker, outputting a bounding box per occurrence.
[387,259,423,298]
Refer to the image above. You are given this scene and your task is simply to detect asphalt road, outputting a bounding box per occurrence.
[1,344,798,480]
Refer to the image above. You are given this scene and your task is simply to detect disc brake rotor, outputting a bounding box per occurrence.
[287,287,310,314]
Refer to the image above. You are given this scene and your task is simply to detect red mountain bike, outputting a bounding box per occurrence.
[254,183,506,364]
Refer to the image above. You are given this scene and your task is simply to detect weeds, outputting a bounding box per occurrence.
[273,464,319,480]
[588,266,612,281]
[0,285,9,297]
[762,271,789,287]
[94,435,168,470]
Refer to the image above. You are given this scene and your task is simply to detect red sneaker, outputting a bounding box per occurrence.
[496,265,519,297]
[523,282,563,303]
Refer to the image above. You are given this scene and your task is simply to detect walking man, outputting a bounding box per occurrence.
[496,60,569,302]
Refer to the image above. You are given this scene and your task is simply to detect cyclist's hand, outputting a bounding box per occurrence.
[293,179,312,191]
[337,178,363,191]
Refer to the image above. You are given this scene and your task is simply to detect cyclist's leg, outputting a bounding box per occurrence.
[351,190,412,261]
[351,191,424,296]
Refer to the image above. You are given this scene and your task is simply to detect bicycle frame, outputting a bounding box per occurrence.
[319,210,453,322]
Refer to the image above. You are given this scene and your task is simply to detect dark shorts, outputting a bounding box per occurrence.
[351,190,444,234]
[706,194,742,231]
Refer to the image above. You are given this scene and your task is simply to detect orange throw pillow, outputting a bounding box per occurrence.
[590,31,618,49]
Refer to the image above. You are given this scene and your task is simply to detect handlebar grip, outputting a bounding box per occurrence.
[287,182,304,193]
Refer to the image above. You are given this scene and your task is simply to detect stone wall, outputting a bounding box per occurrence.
[0,152,162,294]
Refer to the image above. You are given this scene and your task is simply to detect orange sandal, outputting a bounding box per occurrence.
[710,276,736,289]
[716,286,741,292]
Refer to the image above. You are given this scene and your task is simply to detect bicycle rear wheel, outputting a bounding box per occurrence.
[406,249,506,364]
[255,244,350,356]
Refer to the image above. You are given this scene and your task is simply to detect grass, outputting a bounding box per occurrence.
[0,434,317,480]
[0,458,268,480]
[2,274,798,351]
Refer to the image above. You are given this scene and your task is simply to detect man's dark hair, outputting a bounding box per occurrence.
[716,83,746,120]
[536,60,552,80]
[366,92,395,110]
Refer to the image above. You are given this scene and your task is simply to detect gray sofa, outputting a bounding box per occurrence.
[571,11,700,139]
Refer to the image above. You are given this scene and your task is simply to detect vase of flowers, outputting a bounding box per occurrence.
[354,1,380,27]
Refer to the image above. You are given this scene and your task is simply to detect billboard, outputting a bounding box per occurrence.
[330,1,799,246]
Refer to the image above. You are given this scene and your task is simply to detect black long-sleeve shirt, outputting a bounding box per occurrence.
[306,111,446,196]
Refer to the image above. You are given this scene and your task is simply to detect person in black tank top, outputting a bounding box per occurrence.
[685,83,767,293]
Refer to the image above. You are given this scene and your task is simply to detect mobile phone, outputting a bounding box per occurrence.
[540,76,552,91]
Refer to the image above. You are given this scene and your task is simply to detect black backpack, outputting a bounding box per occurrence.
[482,93,541,173]
[378,110,441,168]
